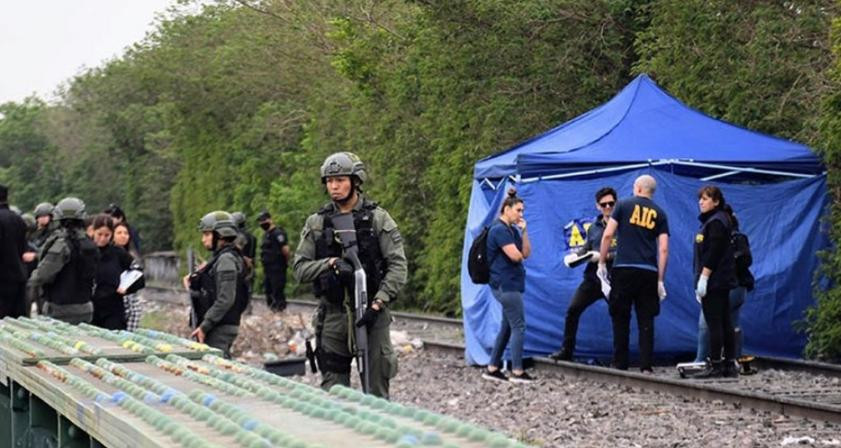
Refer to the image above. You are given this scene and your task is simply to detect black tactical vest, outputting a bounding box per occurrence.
[693,209,737,291]
[45,232,99,306]
[193,245,249,327]
[313,200,386,306]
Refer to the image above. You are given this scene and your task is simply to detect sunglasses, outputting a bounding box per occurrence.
[598,201,615,208]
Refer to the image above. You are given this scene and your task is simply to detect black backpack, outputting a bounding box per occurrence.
[468,227,491,284]
[731,230,755,291]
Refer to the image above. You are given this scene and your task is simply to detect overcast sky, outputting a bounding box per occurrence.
[0,0,174,104]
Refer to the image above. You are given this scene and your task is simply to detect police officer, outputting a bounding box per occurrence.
[0,185,29,319]
[31,202,54,250]
[257,210,289,312]
[28,197,99,324]
[550,187,618,361]
[293,152,407,398]
[598,175,669,373]
[185,211,248,358]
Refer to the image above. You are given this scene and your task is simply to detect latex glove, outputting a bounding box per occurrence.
[658,281,667,301]
[695,274,709,299]
[563,253,577,268]
[597,263,608,282]
[355,307,380,330]
[696,294,702,304]
[588,251,601,263]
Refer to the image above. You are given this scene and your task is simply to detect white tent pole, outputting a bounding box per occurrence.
[701,170,741,181]
[672,160,816,179]
[519,161,667,183]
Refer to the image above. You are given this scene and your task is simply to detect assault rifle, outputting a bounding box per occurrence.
[331,213,370,393]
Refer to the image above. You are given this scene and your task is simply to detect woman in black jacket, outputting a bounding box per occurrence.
[90,214,144,330]
[693,186,738,378]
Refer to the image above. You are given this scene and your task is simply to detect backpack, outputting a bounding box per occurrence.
[731,230,755,291]
[467,227,491,284]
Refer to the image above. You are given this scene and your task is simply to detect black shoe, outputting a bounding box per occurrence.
[481,369,508,383]
[509,371,536,384]
[549,348,572,361]
[722,360,739,378]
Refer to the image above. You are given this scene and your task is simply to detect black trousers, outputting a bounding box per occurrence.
[561,278,604,353]
[702,288,735,362]
[608,268,659,371]
[264,267,287,310]
[0,282,27,319]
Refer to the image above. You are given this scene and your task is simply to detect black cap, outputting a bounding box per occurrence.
[256,210,271,222]
[0,184,7,203]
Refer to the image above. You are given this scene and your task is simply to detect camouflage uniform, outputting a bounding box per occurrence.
[293,152,407,398]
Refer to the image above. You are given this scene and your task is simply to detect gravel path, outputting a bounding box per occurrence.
[139,288,841,447]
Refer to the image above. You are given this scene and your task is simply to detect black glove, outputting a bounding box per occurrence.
[355,306,380,329]
[333,259,354,282]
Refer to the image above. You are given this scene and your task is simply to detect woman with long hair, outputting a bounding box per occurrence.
[114,222,144,331]
[692,186,738,378]
[482,188,534,383]
[91,214,144,330]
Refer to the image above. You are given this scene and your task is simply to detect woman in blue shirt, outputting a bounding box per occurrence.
[482,189,534,383]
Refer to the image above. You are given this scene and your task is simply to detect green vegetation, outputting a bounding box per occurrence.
[2,1,841,354]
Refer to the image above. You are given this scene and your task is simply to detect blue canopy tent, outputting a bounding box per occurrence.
[462,74,827,365]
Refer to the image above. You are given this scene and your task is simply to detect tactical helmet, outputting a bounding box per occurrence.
[9,205,21,215]
[198,211,238,238]
[33,202,54,218]
[231,211,246,228]
[320,152,367,184]
[21,213,36,232]
[53,197,86,221]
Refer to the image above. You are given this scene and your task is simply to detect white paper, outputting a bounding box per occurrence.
[119,269,143,291]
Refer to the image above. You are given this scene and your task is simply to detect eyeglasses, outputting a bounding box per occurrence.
[598,201,615,208]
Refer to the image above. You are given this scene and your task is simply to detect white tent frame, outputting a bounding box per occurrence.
[477,159,823,187]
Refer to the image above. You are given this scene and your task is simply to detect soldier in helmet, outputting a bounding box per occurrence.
[28,197,99,324]
[183,211,248,358]
[293,152,407,398]
[232,211,257,306]
[31,202,54,251]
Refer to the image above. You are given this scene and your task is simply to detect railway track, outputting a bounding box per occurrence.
[143,284,841,425]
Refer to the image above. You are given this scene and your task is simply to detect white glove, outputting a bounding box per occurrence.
[695,294,702,304]
[588,251,601,263]
[695,274,709,299]
[563,253,576,268]
[657,281,667,301]
[597,263,608,282]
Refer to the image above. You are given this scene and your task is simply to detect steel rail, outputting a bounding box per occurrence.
[422,340,841,424]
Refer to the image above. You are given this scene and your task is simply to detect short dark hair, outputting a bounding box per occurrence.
[500,188,524,214]
[92,214,115,231]
[104,203,125,220]
[595,187,616,203]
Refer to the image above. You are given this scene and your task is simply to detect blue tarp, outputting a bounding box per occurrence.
[462,74,827,364]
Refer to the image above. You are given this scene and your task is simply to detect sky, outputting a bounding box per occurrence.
[0,0,174,104]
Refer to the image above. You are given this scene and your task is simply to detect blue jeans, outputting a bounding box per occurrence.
[488,288,525,371]
[695,286,746,362]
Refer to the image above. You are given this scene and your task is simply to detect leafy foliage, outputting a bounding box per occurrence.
[1,0,840,342]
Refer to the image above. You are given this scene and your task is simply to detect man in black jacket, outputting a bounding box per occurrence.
[0,185,29,318]
[257,211,289,312]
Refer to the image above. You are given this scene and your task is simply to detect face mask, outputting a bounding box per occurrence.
[260,222,271,231]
